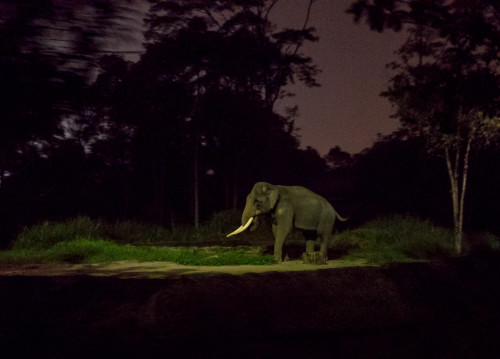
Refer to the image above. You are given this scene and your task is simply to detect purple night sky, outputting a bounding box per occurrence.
[271,0,406,155]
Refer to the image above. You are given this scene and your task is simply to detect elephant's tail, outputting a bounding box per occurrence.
[336,213,348,222]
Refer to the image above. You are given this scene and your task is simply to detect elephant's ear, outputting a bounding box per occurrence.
[267,186,279,209]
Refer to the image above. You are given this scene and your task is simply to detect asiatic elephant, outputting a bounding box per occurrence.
[227,182,346,262]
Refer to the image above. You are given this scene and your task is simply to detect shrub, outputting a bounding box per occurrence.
[14,217,103,250]
[98,220,175,245]
[332,215,456,264]
[14,216,228,249]
[11,213,495,267]
[466,232,500,253]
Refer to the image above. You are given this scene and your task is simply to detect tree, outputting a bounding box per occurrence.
[145,0,319,108]
[0,1,141,79]
[140,0,320,226]
[0,1,143,242]
[348,0,500,253]
[325,146,352,169]
[0,12,62,188]
[0,1,140,186]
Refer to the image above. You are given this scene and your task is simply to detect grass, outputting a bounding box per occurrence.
[333,215,456,264]
[0,238,275,266]
[12,210,261,249]
[333,214,499,264]
[13,216,200,250]
[1,211,277,266]
[1,213,498,267]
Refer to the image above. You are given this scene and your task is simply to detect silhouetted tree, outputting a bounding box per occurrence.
[0,1,141,79]
[351,131,447,222]
[135,0,320,225]
[0,1,142,243]
[349,0,500,253]
[325,146,352,169]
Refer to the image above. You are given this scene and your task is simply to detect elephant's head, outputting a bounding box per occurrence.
[226,182,279,237]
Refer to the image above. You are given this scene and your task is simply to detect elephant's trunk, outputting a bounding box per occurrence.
[226,217,254,237]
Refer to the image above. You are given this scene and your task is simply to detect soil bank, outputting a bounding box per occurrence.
[1,253,500,358]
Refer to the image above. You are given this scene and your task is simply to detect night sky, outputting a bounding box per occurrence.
[121,0,408,156]
[271,0,406,155]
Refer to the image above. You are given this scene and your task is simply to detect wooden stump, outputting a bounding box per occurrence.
[302,251,327,265]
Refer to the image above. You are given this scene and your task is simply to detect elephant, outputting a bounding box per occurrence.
[227,182,347,262]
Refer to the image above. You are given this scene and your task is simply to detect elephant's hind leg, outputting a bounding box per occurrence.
[303,230,316,253]
[306,240,315,253]
[318,217,334,261]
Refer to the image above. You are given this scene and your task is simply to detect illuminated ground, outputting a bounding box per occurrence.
[0,258,370,278]
[1,254,500,358]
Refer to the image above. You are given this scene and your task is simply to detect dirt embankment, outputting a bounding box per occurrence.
[1,254,500,358]
[0,258,370,278]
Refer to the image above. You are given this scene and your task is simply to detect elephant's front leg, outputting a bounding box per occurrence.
[272,222,291,262]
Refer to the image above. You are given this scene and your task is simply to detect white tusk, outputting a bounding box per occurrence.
[226,217,254,237]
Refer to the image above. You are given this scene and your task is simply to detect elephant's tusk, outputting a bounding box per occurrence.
[226,217,254,237]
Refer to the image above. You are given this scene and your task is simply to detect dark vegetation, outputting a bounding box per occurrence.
[0,0,499,262]
[1,214,497,266]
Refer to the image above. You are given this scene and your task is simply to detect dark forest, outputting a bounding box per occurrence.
[1,0,499,249]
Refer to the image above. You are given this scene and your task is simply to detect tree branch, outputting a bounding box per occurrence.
[290,0,315,56]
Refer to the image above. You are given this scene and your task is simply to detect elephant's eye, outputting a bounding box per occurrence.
[255,201,262,210]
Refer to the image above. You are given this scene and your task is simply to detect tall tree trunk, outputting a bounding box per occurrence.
[457,137,472,254]
[224,182,230,209]
[445,146,460,254]
[0,151,5,190]
[444,137,471,255]
[170,209,176,233]
[158,150,166,224]
[122,176,130,219]
[232,181,238,210]
[193,128,199,229]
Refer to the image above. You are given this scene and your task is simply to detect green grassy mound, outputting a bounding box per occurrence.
[0,238,275,266]
[333,215,499,264]
[1,213,498,266]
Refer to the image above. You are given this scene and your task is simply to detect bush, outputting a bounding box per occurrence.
[4,214,276,265]
[466,232,500,253]
[14,215,238,249]
[14,217,103,250]
[10,213,496,267]
[332,215,456,264]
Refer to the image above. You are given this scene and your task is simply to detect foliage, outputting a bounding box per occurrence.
[144,0,320,107]
[466,232,500,253]
[9,214,500,268]
[3,0,500,252]
[348,0,500,253]
[14,215,223,250]
[0,0,324,240]
[15,217,102,250]
[84,0,321,225]
[7,213,277,265]
[333,215,458,264]
[325,146,352,170]
[0,0,141,157]
[0,1,140,78]
[12,211,278,249]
